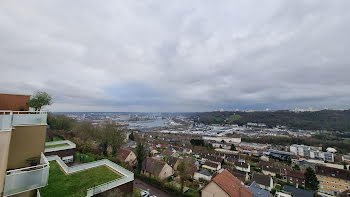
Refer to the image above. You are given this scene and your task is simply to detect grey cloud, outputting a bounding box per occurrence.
[1,0,350,112]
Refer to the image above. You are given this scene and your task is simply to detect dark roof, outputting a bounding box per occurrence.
[198,169,211,176]
[226,155,239,163]
[286,170,305,180]
[316,165,350,181]
[162,150,174,157]
[211,170,253,197]
[234,161,249,168]
[204,155,223,163]
[204,160,220,168]
[117,148,132,161]
[222,165,246,182]
[248,181,270,197]
[283,185,313,197]
[142,157,169,176]
[166,156,178,167]
[258,161,292,174]
[252,173,271,187]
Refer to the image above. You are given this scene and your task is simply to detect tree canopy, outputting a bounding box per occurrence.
[304,167,319,191]
[136,142,146,174]
[27,91,52,111]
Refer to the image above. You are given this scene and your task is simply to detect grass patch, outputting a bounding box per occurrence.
[75,152,96,163]
[215,117,223,122]
[227,114,241,123]
[40,161,121,197]
[45,143,69,149]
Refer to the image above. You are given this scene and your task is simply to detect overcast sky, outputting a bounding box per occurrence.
[1,1,350,112]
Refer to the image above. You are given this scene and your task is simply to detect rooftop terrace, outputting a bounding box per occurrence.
[42,156,134,197]
[44,140,76,153]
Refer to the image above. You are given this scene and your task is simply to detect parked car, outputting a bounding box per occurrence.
[141,190,150,197]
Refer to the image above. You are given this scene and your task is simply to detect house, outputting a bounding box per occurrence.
[275,191,292,197]
[248,181,270,197]
[282,170,305,187]
[343,155,350,164]
[44,140,76,163]
[283,185,313,197]
[202,155,224,164]
[162,150,178,158]
[202,169,253,197]
[234,160,250,173]
[258,161,291,177]
[316,165,350,196]
[251,173,273,191]
[142,157,174,180]
[194,169,212,182]
[202,160,221,171]
[223,165,249,183]
[127,141,137,148]
[117,148,137,166]
[268,149,295,162]
[150,149,159,155]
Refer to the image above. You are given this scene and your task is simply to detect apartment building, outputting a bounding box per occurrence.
[0,110,49,197]
[290,144,334,162]
[316,165,350,196]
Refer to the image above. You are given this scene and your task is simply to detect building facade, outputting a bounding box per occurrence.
[316,165,350,196]
[0,110,49,197]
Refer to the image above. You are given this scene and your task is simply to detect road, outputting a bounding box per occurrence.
[134,178,172,197]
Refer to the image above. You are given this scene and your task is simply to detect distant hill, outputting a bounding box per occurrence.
[193,110,350,132]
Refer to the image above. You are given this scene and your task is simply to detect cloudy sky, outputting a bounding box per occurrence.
[1,1,350,112]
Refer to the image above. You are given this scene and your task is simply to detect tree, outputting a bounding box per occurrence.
[293,164,300,171]
[304,167,319,190]
[98,122,125,156]
[129,131,135,141]
[230,144,236,151]
[177,159,196,193]
[287,157,292,165]
[27,91,52,111]
[136,142,146,174]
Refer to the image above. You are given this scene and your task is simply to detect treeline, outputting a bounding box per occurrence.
[193,110,350,132]
[47,113,126,157]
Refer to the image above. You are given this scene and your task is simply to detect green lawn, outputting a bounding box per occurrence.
[227,114,241,123]
[45,143,69,149]
[40,161,122,197]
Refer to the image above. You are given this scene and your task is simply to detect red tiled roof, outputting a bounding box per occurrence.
[212,170,253,197]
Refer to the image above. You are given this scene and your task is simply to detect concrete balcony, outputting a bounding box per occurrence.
[3,153,49,197]
[0,111,47,131]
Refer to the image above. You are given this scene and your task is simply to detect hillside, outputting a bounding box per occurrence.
[193,110,350,132]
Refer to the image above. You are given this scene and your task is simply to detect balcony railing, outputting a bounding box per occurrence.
[3,153,50,197]
[0,111,47,131]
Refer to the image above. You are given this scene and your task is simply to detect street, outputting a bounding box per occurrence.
[134,178,172,197]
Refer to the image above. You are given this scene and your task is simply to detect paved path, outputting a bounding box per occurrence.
[134,178,172,197]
